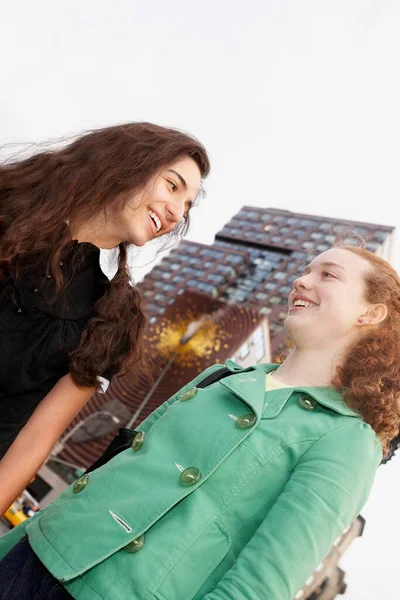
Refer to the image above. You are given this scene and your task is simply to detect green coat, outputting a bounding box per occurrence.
[0,361,382,600]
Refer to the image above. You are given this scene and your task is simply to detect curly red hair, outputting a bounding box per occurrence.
[332,246,400,457]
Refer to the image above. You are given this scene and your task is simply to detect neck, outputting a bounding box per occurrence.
[71,217,122,250]
[273,345,347,387]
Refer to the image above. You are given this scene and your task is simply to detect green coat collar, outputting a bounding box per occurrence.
[223,359,360,419]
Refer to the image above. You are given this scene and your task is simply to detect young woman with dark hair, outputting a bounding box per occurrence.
[0,122,210,514]
[0,245,398,600]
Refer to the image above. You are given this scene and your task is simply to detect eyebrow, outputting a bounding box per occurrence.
[167,169,188,190]
[303,261,346,274]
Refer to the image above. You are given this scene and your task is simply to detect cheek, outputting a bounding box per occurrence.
[149,183,169,203]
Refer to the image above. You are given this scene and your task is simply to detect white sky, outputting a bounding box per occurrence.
[1,1,399,597]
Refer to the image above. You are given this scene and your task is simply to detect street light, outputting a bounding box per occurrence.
[126,315,212,428]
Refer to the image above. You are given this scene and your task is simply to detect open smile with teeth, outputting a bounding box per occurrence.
[148,209,162,233]
[291,300,318,309]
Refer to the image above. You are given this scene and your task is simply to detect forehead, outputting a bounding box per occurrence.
[309,248,372,277]
[166,157,202,192]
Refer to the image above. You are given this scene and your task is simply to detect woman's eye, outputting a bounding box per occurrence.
[323,271,335,278]
[168,180,177,191]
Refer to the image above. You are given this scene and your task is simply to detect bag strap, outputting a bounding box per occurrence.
[196,366,232,389]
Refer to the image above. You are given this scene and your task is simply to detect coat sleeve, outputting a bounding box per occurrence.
[203,420,382,600]
[138,364,224,434]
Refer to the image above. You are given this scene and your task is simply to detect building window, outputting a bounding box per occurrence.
[264,282,276,290]
[316,243,329,251]
[239,342,250,359]
[182,266,204,277]
[173,275,185,283]
[154,281,174,292]
[146,303,165,315]
[273,272,286,280]
[216,264,235,277]
[291,251,308,259]
[319,222,332,231]
[286,261,299,271]
[252,327,265,361]
[182,244,199,255]
[269,296,280,304]
[208,273,224,284]
[366,241,380,252]
[373,231,389,242]
[302,241,314,249]
[226,254,245,265]
[255,292,268,301]
[325,234,335,243]
[227,289,249,302]
[200,248,224,260]
[260,306,272,315]
[170,263,180,271]
[279,285,291,294]
[190,257,202,265]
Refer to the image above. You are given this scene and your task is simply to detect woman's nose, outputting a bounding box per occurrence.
[165,198,185,224]
[294,275,311,290]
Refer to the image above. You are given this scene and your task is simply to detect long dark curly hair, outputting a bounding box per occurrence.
[0,122,210,387]
[332,246,400,458]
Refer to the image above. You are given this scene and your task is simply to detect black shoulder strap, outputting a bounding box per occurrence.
[197,366,232,389]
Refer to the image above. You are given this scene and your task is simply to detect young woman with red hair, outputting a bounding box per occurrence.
[0,123,210,514]
[0,246,398,600]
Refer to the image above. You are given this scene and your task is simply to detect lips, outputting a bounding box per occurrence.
[289,294,319,310]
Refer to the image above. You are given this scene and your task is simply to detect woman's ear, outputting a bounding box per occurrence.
[357,304,388,326]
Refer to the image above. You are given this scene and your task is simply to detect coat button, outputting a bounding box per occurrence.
[73,474,89,494]
[124,534,145,553]
[298,394,318,411]
[131,431,145,452]
[235,413,256,429]
[179,388,198,401]
[179,467,201,486]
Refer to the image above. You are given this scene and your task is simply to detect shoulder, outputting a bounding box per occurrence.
[307,418,382,474]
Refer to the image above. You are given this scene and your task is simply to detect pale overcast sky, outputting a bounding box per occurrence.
[1,1,399,597]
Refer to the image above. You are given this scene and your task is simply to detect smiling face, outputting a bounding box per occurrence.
[118,156,202,246]
[285,248,379,349]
